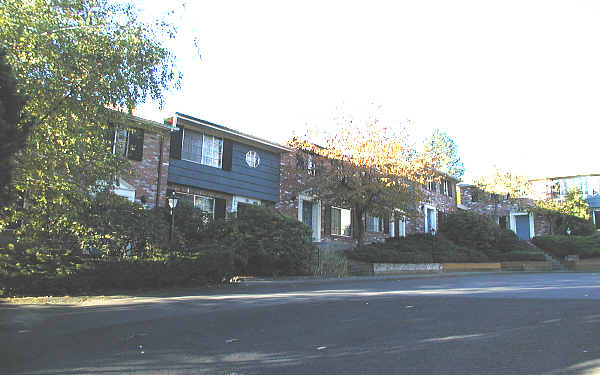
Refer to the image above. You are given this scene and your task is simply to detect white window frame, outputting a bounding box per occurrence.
[245,150,260,168]
[182,129,223,168]
[194,195,215,218]
[366,213,383,233]
[232,195,261,212]
[424,204,437,234]
[331,206,352,237]
[443,180,449,195]
[298,191,321,242]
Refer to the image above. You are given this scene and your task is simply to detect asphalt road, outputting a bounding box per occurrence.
[3,272,600,375]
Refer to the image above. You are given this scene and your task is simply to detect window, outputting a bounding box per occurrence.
[113,127,144,161]
[245,150,260,168]
[366,213,383,232]
[442,180,449,195]
[471,190,479,202]
[427,181,437,192]
[194,195,215,217]
[182,129,223,168]
[331,207,352,236]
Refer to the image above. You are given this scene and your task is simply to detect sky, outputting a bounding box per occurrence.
[134,0,600,183]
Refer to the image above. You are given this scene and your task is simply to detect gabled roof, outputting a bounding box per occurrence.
[170,112,290,153]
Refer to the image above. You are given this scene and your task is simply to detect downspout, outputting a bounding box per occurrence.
[155,133,164,208]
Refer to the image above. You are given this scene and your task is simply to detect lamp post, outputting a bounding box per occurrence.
[168,192,179,242]
[431,227,436,261]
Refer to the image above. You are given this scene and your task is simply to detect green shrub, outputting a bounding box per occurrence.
[532,232,600,259]
[201,205,315,276]
[345,233,490,263]
[439,211,527,257]
[0,242,236,297]
[556,216,596,236]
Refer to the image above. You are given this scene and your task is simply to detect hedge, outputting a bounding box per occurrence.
[532,232,600,259]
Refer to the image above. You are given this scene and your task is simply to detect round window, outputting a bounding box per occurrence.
[245,150,260,168]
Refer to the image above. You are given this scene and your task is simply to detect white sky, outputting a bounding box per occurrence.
[134,0,600,182]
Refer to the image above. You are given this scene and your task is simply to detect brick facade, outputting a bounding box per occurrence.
[458,184,551,237]
[121,126,171,208]
[277,148,460,244]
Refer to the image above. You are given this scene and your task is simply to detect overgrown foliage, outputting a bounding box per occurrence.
[345,230,546,264]
[0,201,316,296]
[533,188,594,235]
[286,118,437,244]
[0,0,180,244]
[532,232,600,260]
[0,48,32,206]
[345,233,490,263]
[199,205,315,276]
[438,211,531,255]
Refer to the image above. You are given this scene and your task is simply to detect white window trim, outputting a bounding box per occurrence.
[181,129,224,168]
[391,217,406,238]
[424,204,437,234]
[232,195,261,212]
[331,206,352,237]
[366,213,383,233]
[509,212,535,240]
[298,192,321,242]
[194,195,215,218]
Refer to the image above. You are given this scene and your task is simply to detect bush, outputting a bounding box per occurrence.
[0,241,236,296]
[345,233,490,263]
[532,232,600,259]
[79,191,171,256]
[439,211,528,257]
[200,205,316,276]
[556,215,596,236]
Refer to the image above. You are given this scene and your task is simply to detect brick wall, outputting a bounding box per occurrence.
[122,127,171,208]
[277,148,460,243]
[458,184,552,237]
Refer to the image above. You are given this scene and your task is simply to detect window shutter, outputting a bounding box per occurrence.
[324,205,331,235]
[105,123,116,151]
[214,198,227,220]
[222,139,233,171]
[383,216,389,234]
[170,125,183,160]
[127,128,144,161]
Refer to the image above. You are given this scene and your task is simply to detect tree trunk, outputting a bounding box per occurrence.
[353,206,365,247]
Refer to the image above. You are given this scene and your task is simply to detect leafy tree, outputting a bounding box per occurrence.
[423,129,465,179]
[0,0,180,246]
[286,118,437,245]
[533,188,593,235]
[0,48,32,206]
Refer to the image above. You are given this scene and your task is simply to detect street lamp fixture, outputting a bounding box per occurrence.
[168,192,179,242]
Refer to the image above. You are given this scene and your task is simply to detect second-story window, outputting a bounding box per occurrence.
[113,127,144,161]
[182,129,223,168]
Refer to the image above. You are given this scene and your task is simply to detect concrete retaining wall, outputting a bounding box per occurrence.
[500,261,552,271]
[373,263,442,274]
[443,263,501,271]
[569,259,600,271]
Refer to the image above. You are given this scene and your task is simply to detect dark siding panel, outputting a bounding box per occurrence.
[167,140,281,202]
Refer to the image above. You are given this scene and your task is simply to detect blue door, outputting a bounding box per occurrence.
[515,215,530,240]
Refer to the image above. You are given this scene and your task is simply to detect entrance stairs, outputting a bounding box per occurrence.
[525,240,566,271]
